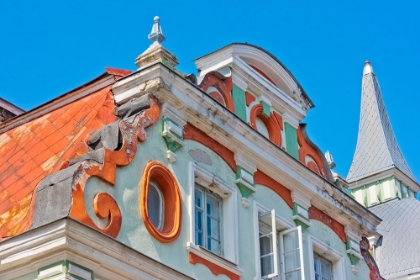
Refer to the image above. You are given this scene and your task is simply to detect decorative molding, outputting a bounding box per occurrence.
[282,112,299,129]
[232,74,247,92]
[140,161,182,243]
[69,95,161,238]
[187,242,242,280]
[254,170,293,209]
[360,237,385,280]
[234,153,257,174]
[345,225,362,242]
[245,91,256,107]
[235,166,256,199]
[308,206,347,243]
[241,197,250,208]
[198,73,234,112]
[249,104,282,147]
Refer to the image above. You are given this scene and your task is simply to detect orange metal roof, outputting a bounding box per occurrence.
[0,69,131,240]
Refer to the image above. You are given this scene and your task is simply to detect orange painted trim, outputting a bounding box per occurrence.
[250,65,276,86]
[198,73,235,112]
[209,91,226,106]
[254,170,293,209]
[188,252,239,280]
[140,161,182,243]
[69,95,161,238]
[297,125,328,180]
[184,123,237,172]
[308,206,347,243]
[360,237,385,280]
[249,104,282,147]
[245,91,256,107]
[272,111,283,131]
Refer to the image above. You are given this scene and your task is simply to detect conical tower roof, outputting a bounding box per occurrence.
[347,61,415,182]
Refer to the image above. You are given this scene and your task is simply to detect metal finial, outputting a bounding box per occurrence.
[148,16,165,44]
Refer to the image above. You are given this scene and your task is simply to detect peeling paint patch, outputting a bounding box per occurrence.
[188,149,212,166]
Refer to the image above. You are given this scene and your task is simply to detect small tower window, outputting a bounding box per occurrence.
[148,181,164,230]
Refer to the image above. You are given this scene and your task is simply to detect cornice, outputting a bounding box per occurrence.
[0,219,192,280]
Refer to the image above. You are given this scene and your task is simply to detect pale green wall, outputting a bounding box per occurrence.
[81,116,372,279]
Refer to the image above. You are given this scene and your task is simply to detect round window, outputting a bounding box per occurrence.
[148,181,164,230]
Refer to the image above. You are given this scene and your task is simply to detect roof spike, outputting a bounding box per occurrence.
[363,60,374,75]
[148,16,165,45]
[347,61,415,183]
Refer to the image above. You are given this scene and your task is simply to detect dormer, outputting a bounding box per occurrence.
[194,44,330,181]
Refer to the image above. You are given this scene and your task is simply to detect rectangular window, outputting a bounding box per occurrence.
[256,207,304,280]
[314,253,333,280]
[195,184,222,255]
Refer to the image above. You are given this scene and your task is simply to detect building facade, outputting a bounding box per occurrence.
[0,18,384,279]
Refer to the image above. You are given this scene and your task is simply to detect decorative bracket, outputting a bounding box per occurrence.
[234,153,257,207]
[292,191,311,229]
[345,226,363,273]
[161,104,186,163]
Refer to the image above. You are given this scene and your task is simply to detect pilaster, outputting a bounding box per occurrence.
[291,191,311,229]
[345,225,363,274]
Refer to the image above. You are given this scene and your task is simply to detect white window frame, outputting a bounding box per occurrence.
[254,201,303,280]
[308,235,345,280]
[186,162,242,276]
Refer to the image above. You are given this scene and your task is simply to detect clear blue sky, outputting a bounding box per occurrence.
[1,1,419,183]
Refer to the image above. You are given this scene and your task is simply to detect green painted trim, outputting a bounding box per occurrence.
[260,100,270,118]
[294,219,309,231]
[231,84,247,122]
[162,117,184,153]
[67,260,94,280]
[284,123,299,160]
[235,166,255,198]
[348,253,359,266]
[292,202,309,222]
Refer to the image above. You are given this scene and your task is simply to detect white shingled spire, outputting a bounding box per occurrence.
[347,61,415,182]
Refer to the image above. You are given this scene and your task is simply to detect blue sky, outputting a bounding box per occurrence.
[1,1,419,183]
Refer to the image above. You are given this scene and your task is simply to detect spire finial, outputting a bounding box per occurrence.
[363,60,374,75]
[148,16,165,44]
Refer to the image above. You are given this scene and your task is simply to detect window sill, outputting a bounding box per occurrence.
[186,242,243,278]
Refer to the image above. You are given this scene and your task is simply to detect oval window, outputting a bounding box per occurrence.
[140,161,182,243]
[148,181,164,230]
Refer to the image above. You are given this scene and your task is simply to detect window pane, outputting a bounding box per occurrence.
[206,193,220,219]
[148,182,162,229]
[195,188,203,208]
[283,230,299,253]
[285,270,301,280]
[207,236,221,255]
[207,216,220,240]
[195,208,203,246]
[284,250,301,273]
[259,235,272,256]
[261,254,274,277]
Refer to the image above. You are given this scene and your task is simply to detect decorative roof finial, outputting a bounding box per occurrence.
[363,60,374,75]
[148,16,165,44]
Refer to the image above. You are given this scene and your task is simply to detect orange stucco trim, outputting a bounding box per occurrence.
[140,161,182,243]
[361,237,385,280]
[249,104,282,147]
[198,73,235,112]
[254,170,293,209]
[245,91,256,106]
[209,91,226,106]
[297,125,328,180]
[188,252,239,280]
[69,96,161,238]
[184,123,237,172]
[308,206,347,243]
